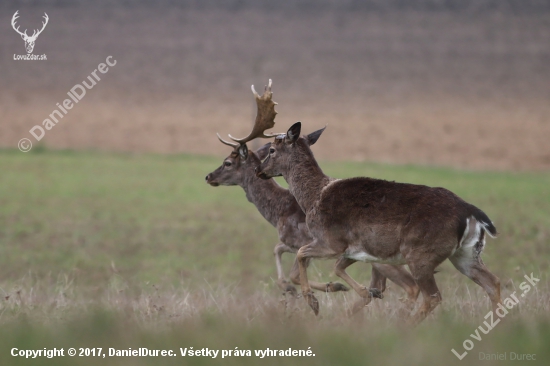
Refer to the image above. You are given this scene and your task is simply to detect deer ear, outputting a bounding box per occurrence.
[255,143,271,161]
[238,144,248,160]
[306,126,326,146]
[287,122,301,143]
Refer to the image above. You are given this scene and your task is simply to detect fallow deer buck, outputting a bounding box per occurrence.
[206,80,419,310]
[256,122,501,324]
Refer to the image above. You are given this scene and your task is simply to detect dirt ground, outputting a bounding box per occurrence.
[1,4,549,171]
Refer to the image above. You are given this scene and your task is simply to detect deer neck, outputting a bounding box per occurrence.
[241,164,291,227]
[284,147,330,214]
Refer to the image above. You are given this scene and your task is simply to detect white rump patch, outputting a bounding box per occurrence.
[458,216,481,249]
[450,216,487,274]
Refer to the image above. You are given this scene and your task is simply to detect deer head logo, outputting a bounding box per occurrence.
[11,10,49,54]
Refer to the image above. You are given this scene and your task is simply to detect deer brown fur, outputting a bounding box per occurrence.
[256,122,501,323]
[206,143,420,307]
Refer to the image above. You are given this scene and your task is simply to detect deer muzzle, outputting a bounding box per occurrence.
[205,174,219,186]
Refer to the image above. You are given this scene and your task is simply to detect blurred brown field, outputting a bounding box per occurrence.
[1,2,549,170]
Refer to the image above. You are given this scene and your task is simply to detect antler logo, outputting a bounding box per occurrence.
[11,10,49,54]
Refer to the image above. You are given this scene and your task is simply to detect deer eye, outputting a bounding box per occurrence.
[224,161,232,167]
[269,148,275,154]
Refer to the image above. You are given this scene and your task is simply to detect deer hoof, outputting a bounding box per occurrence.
[304,292,319,315]
[369,288,383,299]
[327,282,349,292]
[285,285,298,297]
[278,280,298,297]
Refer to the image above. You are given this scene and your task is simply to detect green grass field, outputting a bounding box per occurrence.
[0,149,549,366]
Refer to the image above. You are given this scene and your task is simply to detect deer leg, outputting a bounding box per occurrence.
[450,220,501,312]
[407,263,442,325]
[468,263,501,313]
[450,252,501,313]
[334,257,383,315]
[296,242,342,315]
[368,266,387,293]
[371,264,420,312]
[289,257,349,292]
[334,257,382,298]
[273,242,297,296]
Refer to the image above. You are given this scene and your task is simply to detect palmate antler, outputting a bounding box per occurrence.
[217,79,281,149]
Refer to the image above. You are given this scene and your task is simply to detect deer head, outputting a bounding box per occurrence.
[12,11,49,54]
[205,79,281,186]
[255,122,326,180]
[206,143,271,186]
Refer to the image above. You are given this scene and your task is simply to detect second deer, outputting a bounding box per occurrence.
[255,122,501,324]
